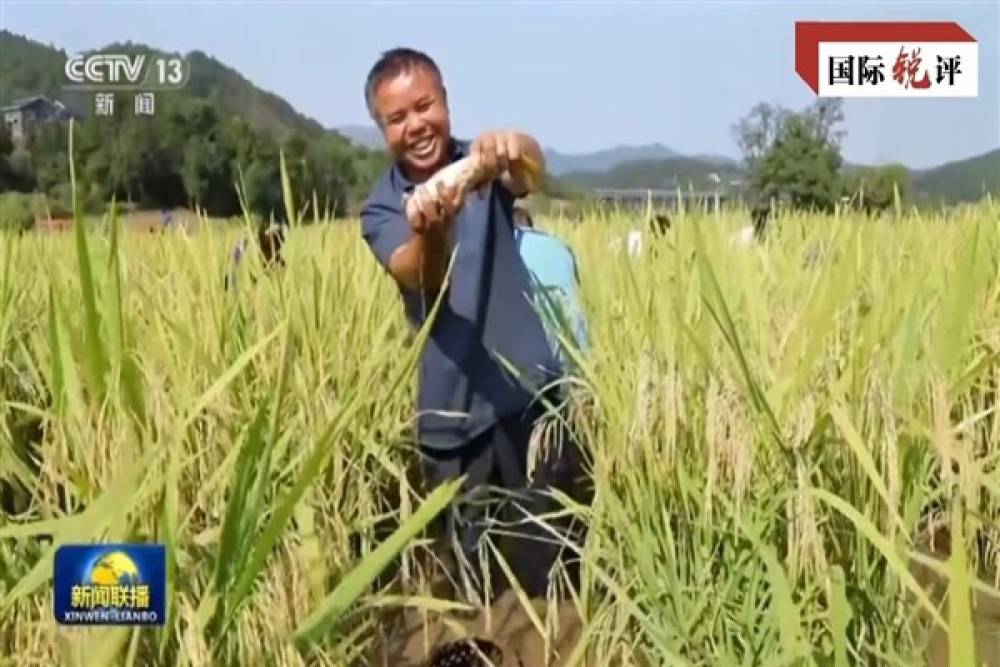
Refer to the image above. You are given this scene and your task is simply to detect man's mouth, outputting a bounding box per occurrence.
[408,137,436,160]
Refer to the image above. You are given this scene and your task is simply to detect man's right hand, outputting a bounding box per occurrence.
[390,180,463,293]
[406,180,464,236]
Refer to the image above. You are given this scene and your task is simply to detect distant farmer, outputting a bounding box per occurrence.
[650,213,671,236]
[224,221,286,291]
[751,200,771,241]
[360,47,589,603]
[513,202,590,364]
[161,207,173,229]
[612,213,672,258]
[732,200,771,247]
[257,221,287,268]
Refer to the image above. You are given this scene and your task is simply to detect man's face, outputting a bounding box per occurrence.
[372,65,451,182]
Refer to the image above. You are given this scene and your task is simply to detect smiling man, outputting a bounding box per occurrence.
[359,47,586,602]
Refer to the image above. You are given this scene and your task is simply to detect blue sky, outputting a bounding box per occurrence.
[1,0,996,169]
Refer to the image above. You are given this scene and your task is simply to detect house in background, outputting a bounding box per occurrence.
[1,95,81,145]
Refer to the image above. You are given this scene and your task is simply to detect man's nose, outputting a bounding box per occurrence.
[404,114,428,139]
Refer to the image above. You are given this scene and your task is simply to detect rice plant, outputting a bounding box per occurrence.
[1,142,999,666]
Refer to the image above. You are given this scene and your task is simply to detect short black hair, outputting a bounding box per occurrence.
[364,47,444,123]
[650,214,671,235]
[751,201,770,241]
[257,222,286,268]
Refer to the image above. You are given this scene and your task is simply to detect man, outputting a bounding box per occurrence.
[732,201,771,247]
[224,221,286,291]
[650,213,671,236]
[360,48,586,602]
[610,214,671,259]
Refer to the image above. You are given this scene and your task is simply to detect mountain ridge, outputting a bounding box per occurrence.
[333,128,741,178]
[2,29,993,205]
[333,126,997,203]
[0,30,355,147]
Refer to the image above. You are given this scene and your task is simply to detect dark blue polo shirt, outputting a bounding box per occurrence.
[360,137,562,451]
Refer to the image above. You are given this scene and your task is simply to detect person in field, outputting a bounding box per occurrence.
[257,221,287,268]
[512,203,590,363]
[732,200,771,247]
[224,221,286,291]
[611,213,671,258]
[360,47,589,603]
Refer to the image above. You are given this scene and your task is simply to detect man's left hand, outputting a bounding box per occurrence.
[470,130,544,197]
[471,131,523,178]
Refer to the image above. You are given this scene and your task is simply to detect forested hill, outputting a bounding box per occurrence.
[0,30,351,144]
[909,148,1000,204]
[561,156,745,191]
[0,30,388,218]
[558,148,999,205]
[0,31,85,114]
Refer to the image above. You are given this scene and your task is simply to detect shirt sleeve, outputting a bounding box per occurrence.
[360,191,411,270]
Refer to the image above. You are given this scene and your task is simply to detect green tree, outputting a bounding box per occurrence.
[0,125,21,191]
[109,120,145,204]
[0,124,39,192]
[348,149,390,211]
[0,125,12,156]
[734,99,846,212]
[178,103,239,214]
[754,114,843,212]
[273,132,368,221]
[732,102,794,168]
[841,164,910,214]
[303,136,358,219]
[182,139,223,211]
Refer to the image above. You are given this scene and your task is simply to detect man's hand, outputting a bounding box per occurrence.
[471,131,524,181]
[470,130,545,197]
[405,179,464,236]
[390,180,463,294]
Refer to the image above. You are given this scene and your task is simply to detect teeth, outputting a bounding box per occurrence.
[412,139,433,155]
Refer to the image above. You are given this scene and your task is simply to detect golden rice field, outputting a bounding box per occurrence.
[1,194,999,666]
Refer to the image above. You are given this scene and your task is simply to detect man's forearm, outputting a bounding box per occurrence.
[388,228,451,293]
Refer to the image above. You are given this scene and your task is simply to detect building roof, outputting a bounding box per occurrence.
[1,95,82,120]
[0,95,65,113]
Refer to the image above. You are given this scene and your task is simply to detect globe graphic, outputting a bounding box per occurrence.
[89,551,141,586]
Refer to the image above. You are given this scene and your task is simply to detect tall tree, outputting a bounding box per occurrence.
[733,98,847,212]
[732,102,793,168]
[754,114,843,212]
